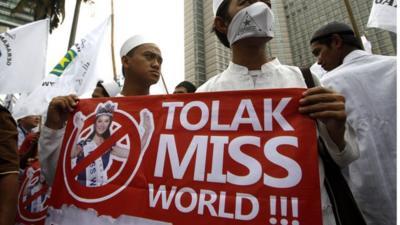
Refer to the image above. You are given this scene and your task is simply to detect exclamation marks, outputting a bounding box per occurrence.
[269,196,277,224]
[291,198,299,225]
[269,196,300,225]
[280,197,288,225]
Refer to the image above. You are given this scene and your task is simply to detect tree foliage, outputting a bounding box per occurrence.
[11,0,93,33]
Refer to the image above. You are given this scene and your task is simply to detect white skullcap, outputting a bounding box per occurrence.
[120,35,155,57]
[102,81,121,97]
[213,0,224,16]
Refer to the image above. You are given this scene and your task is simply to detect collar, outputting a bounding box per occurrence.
[227,58,281,75]
[18,124,29,135]
[342,50,370,65]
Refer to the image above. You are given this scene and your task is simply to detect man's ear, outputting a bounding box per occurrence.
[214,17,228,34]
[121,56,129,68]
[331,34,344,49]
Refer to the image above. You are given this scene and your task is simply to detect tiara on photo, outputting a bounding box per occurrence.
[96,101,115,117]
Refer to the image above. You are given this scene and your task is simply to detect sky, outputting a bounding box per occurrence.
[46,0,184,95]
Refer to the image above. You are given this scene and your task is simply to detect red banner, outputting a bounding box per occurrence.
[47,89,322,225]
[16,160,51,225]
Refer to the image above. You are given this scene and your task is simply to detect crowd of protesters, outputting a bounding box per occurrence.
[0,1,396,225]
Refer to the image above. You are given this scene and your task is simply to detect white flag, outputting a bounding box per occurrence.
[0,19,49,94]
[367,0,397,33]
[13,17,110,120]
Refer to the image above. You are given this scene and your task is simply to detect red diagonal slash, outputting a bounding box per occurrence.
[71,127,127,177]
[21,187,48,209]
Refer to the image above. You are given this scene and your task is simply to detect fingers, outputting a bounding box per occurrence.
[65,95,79,111]
[300,87,345,106]
[46,95,79,129]
[299,87,346,121]
[49,95,79,113]
[60,98,74,112]
[303,109,346,120]
[299,102,345,115]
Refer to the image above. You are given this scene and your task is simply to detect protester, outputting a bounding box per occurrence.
[18,132,40,170]
[17,115,40,148]
[173,81,197,94]
[198,1,365,224]
[0,105,19,225]
[310,21,396,225]
[91,80,121,98]
[39,35,162,185]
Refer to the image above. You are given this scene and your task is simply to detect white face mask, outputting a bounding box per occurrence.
[227,2,274,46]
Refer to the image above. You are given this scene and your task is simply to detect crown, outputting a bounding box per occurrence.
[96,101,115,117]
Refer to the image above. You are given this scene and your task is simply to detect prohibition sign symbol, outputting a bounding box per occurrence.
[62,106,143,203]
[17,167,49,223]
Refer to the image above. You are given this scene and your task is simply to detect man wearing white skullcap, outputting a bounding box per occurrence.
[38,35,163,185]
[92,80,121,98]
[118,35,163,96]
[197,1,365,225]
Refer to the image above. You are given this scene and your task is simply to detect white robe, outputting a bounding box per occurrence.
[321,50,396,225]
[197,58,360,225]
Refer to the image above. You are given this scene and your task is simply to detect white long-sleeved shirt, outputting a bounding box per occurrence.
[321,50,396,225]
[39,126,65,186]
[197,58,360,225]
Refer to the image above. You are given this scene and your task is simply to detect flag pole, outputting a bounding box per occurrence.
[160,73,169,94]
[111,0,117,81]
[342,0,364,50]
[68,0,82,49]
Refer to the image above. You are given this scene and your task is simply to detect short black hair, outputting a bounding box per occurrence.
[96,80,104,87]
[176,81,197,93]
[212,0,231,48]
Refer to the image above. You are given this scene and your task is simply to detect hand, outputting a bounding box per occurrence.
[30,132,40,145]
[73,111,86,130]
[76,145,83,156]
[298,87,346,150]
[45,95,79,130]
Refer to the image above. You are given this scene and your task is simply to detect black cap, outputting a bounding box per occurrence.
[310,21,362,49]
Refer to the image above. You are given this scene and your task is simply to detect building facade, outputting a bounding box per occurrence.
[184,0,231,86]
[185,0,397,85]
[0,0,34,31]
[283,0,397,67]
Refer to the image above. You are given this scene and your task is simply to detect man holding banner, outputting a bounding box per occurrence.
[200,1,365,224]
[39,35,163,185]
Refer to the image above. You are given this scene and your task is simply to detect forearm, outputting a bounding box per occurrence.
[0,173,18,225]
[38,125,65,185]
[111,146,129,158]
[318,121,359,168]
